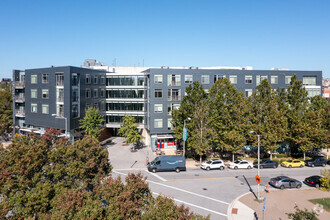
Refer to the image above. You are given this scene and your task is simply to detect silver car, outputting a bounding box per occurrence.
[269,176,302,190]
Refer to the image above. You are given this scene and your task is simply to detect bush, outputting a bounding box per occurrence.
[273,153,289,158]
[320,169,330,190]
[273,158,287,164]
[286,204,319,220]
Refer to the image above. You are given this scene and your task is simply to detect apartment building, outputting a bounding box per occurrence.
[13,62,322,148]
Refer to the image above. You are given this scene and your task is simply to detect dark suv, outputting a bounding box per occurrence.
[305,158,327,167]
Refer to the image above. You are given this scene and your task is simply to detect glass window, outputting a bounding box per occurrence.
[56,104,64,117]
[56,88,64,102]
[168,118,173,130]
[271,76,278,84]
[100,89,105,98]
[257,75,268,85]
[31,75,37,84]
[245,89,253,97]
[42,89,49,99]
[42,104,49,114]
[214,75,226,83]
[168,103,180,115]
[168,74,181,86]
[285,76,292,84]
[94,103,98,109]
[94,76,98,84]
[31,89,37,98]
[72,88,79,102]
[100,101,105,111]
[168,89,181,101]
[303,76,316,85]
[154,104,163,113]
[72,74,79,86]
[154,75,163,84]
[201,75,210,84]
[229,75,237,84]
[31,103,38,113]
[86,103,90,109]
[93,89,98,98]
[86,74,91,84]
[72,104,78,117]
[245,75,252,84]
[42,74,49,83]
[184,75,193,84]
[100,76,105,84]
[56,74,64,86]
[155,89,163,98]
[86,89,91,98]
[154,119,163,128]
[306,88,321,97]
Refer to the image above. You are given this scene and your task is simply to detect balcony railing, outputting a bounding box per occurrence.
[15,82,25,88]
[56,81,64,87]
[15,96,25,102]
[57,96,64,102]
[15,110,25,117]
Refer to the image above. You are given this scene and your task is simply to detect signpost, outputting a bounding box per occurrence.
[262,197,266,220]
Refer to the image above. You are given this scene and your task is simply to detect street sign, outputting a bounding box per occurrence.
[263,197,266,212]
[182,126,187,141]
[255,175,261,184]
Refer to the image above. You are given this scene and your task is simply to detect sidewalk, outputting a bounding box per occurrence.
[228,189,330,220]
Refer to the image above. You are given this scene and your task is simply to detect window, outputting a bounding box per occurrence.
[31,75,37,84]
[168,103,180,115]
[229,75,237,84]
[42,74,49,83]
[72,88,79,102]
[306,88,321,97]
[86,103,90,109]
[86,74,91,84]
[214,75,226,83]
[100,101,105,111]
[72,74,79,86]
[201,75,210,84]
[167,74,181,86]
[31,103,38,113]
[94,103,98,109]
[86,89,91,98]
[42,89,49,99]
[31,89,37,98]
[271,76,278,84]
[72,104,78,117]
[256,75,268,85]
[285,76,292,84]
[155,89,163,98]
[100,76,105,84]
[154,104,163,113]
[94,76,98,84]
[303,76,316,85]
[245,89,252,97]
[154,119,163,128]
[56,104,64,117]
[168,89,181,101]
[93,89,98,98]
[154,75,163,84]
[56,88,64,102]
[56,74,64,86]
[245,75,252,84]
[184,75,193,84]
[100,89,105,98]
[168,118,173,130]
[42,104,49,114]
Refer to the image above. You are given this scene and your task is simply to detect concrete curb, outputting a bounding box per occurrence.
[227,192,254,220]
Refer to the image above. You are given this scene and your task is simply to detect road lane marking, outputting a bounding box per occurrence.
[146,171,167,182]
[152,192,227,217]
[112,170,128,176]
[167,176,235,182]
[113,170,230,205]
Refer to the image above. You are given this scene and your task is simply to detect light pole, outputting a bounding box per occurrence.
[250,131,260,200]
[52,114,68,138]
[183,117,191,156]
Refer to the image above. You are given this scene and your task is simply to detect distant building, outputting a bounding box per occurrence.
[1,78,11,83]
[13,61,323,149]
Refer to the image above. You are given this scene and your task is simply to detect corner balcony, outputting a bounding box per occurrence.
[15,96,25,103]
[15,82,25,89]
[15,110,25,117]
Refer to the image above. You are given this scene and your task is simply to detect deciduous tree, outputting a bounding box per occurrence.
[79,107,104,139]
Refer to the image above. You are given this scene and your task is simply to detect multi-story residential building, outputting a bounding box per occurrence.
[13,62,322,149]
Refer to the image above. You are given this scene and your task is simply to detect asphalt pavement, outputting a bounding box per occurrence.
[107,137,329,220]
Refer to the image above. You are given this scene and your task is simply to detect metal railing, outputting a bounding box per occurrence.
[15,110,25,116]
[15,82,25,88]
[15,96,25,102]
[57,96,64,102]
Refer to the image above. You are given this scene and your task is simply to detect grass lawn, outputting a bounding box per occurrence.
[309,198,330,212]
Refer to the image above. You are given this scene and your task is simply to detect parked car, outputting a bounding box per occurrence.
[304,175,322,188]
[228,160,253,169]
[281,159,305,168]
[253,160,278,169]
[148,155,186,173]
[200,159,225,171]
[305,158,327,167]
[269,176,302,189]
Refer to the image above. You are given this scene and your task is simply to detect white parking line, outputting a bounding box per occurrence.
[146,171,167,182]
[152,192,227,217]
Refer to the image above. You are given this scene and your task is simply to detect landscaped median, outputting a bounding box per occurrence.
[239,189,330,219]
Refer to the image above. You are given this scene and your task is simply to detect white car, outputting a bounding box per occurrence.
[200,159,225,171]
[228,160,253,170]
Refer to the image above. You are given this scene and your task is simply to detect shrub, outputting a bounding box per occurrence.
[286,204,319,220]
[320,169,330,190]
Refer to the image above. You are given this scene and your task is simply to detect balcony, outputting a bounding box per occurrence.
[15,81,25,89]
[56,80,64,87]
[15,110,25,117]
[57,96,64,102]
[15,96,25,103]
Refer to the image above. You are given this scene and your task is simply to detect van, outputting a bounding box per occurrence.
[148,155,186,173]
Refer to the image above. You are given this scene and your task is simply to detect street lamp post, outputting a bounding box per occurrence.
[183,117,191,157]
[250,131,260,200]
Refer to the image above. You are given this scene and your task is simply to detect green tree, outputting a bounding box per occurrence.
[208,78,248,162]
[249,79,287,160]
[79,107,104,139]
[286,204,319,220]
[172,81,211,162]
[0,88,13,140]
[118,115,143,150]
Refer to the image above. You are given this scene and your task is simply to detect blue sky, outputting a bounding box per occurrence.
[0,0,329,78]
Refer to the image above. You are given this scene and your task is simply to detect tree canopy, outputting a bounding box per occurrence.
[0,86,13,140]
[79,107,104,139]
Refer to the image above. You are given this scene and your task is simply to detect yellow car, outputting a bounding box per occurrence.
[281,159,305,168]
